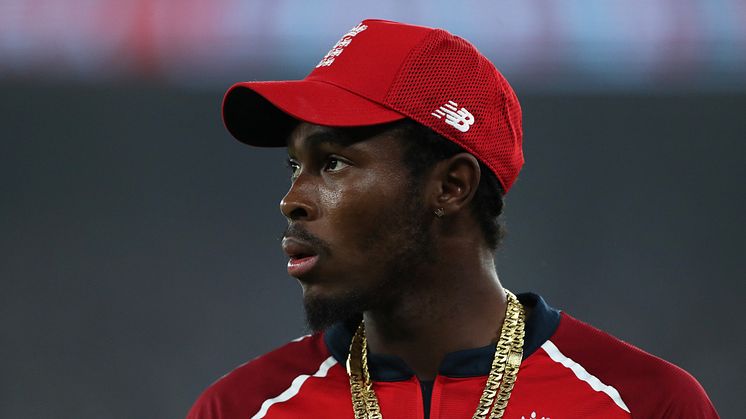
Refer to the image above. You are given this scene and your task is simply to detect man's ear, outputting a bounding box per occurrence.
[427,153,481,217]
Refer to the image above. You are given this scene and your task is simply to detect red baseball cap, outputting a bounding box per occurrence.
[222,19,524,193]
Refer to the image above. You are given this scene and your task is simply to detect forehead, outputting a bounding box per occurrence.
[286,122,406,156]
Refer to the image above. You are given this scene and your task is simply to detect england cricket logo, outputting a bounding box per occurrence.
[431,100,475,133]
[316,23,368,68]
[521,412,550,419]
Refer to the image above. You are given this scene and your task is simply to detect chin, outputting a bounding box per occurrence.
[301,285,367,332]
[299,280,333,300]
[298,271,350,298]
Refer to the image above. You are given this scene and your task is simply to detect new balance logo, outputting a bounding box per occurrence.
[431,101,475,133]
[316,23,368,68]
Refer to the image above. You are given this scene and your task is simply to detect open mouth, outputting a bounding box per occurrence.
[282,237,320,277]
[289,252,315,260]
[287,254,319,277]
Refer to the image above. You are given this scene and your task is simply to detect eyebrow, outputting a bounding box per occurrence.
[306,130,348,148]
[288,129,353,156]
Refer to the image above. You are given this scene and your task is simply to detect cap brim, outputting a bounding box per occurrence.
[222,80,405,147]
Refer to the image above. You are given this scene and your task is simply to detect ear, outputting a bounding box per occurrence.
[428,153,481,216]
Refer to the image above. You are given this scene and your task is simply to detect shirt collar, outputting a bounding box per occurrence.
[323,292,561,381]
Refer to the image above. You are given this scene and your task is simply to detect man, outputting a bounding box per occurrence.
[188,19,718,418]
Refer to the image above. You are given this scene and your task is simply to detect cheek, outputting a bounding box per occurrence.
[317,186,344,212]
[320,174,410,251]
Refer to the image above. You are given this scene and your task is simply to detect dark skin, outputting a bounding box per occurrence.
[281,122,508,381]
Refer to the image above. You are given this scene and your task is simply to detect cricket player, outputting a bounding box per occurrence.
[188,19,719,419]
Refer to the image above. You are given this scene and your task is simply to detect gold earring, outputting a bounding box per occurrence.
[434,208,445,218]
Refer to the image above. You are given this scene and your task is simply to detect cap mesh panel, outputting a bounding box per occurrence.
[383,30,523,192]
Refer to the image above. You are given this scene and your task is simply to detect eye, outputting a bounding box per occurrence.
[286,158,300,179]
[325,157,350,172]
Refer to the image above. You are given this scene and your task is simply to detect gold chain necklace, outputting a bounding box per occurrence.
[346,290,526,419]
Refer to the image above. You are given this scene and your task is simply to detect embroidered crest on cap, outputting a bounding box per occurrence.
[431,100,475,133]
[316,23,368,68]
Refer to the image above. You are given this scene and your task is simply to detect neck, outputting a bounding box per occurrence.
[362,242,507,381]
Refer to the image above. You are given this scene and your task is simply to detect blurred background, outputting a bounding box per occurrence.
[1,1,744,418]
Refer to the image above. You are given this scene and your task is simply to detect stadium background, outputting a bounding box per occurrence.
[1,1,744,418]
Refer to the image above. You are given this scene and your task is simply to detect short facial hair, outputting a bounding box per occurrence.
[301,183,435,332]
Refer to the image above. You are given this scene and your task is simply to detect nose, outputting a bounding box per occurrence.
[280,177,317,221]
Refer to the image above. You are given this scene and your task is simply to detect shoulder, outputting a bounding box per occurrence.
[186,333,337,419]
[546,313,718,419]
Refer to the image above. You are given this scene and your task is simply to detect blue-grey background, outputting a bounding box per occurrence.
[1,1,744,418]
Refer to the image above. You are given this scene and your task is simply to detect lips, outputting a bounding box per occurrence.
[282,237,320,277]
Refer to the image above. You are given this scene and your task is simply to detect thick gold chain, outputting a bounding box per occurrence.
[475,290,526,419]
[346,290,526,419]
[347,321,383,419]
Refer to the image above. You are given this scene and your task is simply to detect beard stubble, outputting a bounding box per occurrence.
[302,185,435,332]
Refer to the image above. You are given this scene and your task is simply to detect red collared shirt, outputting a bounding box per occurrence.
[187,294,718,419]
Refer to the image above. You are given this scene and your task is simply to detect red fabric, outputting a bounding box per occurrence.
[187,314,719,419]
[186,334,330,419]
[550,314,719,419]
[507,343,631,418]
